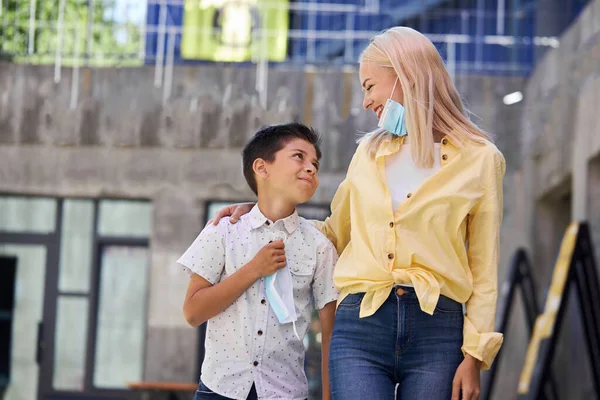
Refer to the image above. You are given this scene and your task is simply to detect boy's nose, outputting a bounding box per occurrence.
[304,164,316,175]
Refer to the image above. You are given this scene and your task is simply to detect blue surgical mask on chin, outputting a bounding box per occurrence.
[264,231,300,340]
[377,78,408,137]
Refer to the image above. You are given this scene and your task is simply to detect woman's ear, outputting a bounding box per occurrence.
[253,158,268,179]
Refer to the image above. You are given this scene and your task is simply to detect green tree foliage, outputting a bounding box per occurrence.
[0,0,142,65]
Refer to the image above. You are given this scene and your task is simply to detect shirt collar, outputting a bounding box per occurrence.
[248,204,299,234]
[375,135,403,159]
[375,134,459,159]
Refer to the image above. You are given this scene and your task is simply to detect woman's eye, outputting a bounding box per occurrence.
[366,85,373,92]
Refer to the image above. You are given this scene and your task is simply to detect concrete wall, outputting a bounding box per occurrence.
[0,59,525,387]
[508,1,600,398]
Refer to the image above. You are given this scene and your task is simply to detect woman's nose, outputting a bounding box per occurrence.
[362,94,372,110]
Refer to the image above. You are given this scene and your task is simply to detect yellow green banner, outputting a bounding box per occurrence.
[181,0,289,62]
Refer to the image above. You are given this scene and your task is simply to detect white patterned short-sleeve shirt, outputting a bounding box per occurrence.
[177,205,339,400]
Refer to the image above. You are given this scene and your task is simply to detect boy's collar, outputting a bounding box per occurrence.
[248,204,299,234]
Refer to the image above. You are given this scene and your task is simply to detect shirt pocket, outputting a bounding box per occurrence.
[289,259,314,276]
[288,259,315,312]
[288,259,315,290]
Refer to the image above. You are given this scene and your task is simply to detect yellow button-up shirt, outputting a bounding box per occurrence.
[315,134,505,370]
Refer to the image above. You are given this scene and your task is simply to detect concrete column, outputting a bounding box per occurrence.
[572,77,594,222]
[143,190,205,382]
[535,0,571,61]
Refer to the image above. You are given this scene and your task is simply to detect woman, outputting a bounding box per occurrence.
[212,27,504,400]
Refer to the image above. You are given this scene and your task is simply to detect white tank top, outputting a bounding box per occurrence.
[385,143,441,212]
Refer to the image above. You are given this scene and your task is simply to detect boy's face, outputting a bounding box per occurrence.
[258,138,320,204]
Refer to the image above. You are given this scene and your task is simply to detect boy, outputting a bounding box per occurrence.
[177,122,338,400]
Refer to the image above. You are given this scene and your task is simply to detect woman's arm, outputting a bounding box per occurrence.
[312,179,352,255]
[461,149,506,370]
[312,148,361,254]
[452,148,505,400]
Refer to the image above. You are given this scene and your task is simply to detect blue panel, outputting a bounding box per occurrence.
[142,0,589,76]
[145,2,207,66]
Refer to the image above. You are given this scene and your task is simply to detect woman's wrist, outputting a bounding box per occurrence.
[464,353,483,368]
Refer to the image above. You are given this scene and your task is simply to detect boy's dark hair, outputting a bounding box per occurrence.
[242,122,322,195]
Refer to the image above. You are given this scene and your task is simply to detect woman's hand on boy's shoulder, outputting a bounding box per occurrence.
[208,203,255,226]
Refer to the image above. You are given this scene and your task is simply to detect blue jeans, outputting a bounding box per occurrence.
[329,286,464,400]
[192,380,258,400]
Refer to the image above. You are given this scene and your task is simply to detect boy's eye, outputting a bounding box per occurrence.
[312,163,319,171]
[294,153,303,159]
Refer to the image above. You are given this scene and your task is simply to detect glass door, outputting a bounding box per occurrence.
[0,245,47,400]
[48,199,151,399]
[0,195,58,400]
[1,196,151,400]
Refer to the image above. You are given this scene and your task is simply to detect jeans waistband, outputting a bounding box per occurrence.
[390,285,462,308]
[391,285,417,298]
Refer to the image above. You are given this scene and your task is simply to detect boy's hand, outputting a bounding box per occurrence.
[248,240,286,278]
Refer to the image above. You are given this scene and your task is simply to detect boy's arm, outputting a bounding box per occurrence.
[182,239,286,326]
[311,239,340,400]
[318,301,336,400]
[178,220,287,326]
[183,262,260,326]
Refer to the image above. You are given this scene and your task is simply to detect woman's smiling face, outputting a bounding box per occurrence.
[359,63,403,119]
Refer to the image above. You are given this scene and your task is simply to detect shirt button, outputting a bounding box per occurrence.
[388,253,394,260]
[442,154,448,161]
[406,193,412,198]
[441,138,448,145]
[261,299,266,305]
[265,221,270,226]
[257,330,263,336]
[253,361,259,366]
[389,222,394,228]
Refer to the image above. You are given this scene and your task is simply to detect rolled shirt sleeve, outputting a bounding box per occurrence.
[462,150,506,370]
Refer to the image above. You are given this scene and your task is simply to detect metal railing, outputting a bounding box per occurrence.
[518,222,600,400]
[482,249,558,400]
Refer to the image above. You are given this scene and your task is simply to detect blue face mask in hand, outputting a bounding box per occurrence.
[377,78,408,137]
[264,231,300,340]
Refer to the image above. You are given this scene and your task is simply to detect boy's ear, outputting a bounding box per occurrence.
[253,158,269,179]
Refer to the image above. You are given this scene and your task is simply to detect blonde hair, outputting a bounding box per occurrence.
[358,27,492,167]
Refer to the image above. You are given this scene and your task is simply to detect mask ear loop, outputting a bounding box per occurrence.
[389,77,399,100]
[271,231,300,340]
[292,321,300,341]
